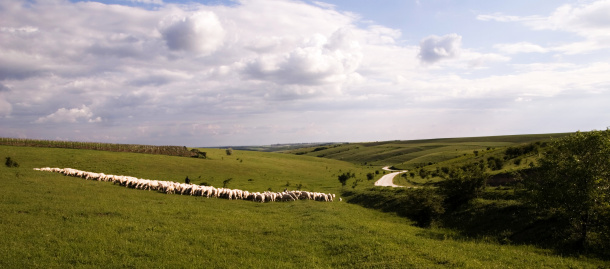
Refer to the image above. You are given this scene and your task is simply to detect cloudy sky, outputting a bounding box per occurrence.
[1,0,609,146]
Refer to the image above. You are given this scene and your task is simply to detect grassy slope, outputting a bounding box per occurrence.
[1,145,606,268]
[288,133,570,169]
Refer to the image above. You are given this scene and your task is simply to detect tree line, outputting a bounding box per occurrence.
[0,137,195,157]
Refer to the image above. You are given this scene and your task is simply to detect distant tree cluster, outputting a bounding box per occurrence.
[0,137,194,157]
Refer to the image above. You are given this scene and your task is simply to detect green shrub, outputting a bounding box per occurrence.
[5,157,19,168]
[438,164,488,209]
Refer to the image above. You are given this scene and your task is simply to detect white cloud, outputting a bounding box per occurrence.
[0,26,38,34]
[159,11,225,55]
[494,42,548,54]
[418,34,462,64]
[243,28,363,89]
[35,105,101,124]
[127,0,163,5]
[0,0,608,146]
[480,0,610,54]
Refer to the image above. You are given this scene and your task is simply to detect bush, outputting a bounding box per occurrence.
[438,164,488,209]
[343,188,445,228]
[487,157,503,171]
[338,172,354,187]
[5,157,19,168]
[402,188,445,227]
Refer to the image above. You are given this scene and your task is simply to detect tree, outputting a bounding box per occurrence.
[338,172,354,188]
[437,163,488,209]
[225,148,233,156]
[524,130,610,252]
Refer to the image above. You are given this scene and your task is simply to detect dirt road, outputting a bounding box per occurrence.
[374,166,407,187]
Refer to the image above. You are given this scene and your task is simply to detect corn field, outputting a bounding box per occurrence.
[0,137,195,157]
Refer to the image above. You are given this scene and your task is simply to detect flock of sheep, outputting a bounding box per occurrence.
[34,167,337,203]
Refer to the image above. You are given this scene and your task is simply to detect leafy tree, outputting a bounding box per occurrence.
[366,173,374,180]
[437,163,488,209]
[338,172,354,188]
[524,130,610,252]
[225,148,233,156]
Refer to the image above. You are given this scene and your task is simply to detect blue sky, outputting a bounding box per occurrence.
[1,0,609,146]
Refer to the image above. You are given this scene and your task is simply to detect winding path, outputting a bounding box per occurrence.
[374,166,407,187]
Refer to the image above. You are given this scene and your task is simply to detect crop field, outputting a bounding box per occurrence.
[1,144,607,268]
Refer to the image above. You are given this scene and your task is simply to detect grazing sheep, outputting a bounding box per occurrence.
[34,168,337,203]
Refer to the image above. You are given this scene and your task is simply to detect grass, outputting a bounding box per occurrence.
[288,133,570,169]
[1,145,608,268]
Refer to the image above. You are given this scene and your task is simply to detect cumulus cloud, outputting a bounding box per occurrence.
[1,0,608,146]
[418,34,462,64]
[244,28,363,88]
[159,11,225,55]
[35,105,101,124]
[494,42,548,54]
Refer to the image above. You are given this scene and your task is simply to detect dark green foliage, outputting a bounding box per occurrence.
[437,164,488,209]
[338,172,354,187]
[486,157,503,171]
[418,169,430,179]
[0,137,192,157]
[312,147,328,152]
[401,188,445,227]
[524,130,610,254]
[225,148,233,156]
[505,143,539,159]
[343,188,445,227]
[190,148,207,158]
[366,172,374,180]
[5,157,19,168]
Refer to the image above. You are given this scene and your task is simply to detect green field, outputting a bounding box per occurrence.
[1,143,607,268]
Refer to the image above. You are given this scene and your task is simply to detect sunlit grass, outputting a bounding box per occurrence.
[1,145,606,268]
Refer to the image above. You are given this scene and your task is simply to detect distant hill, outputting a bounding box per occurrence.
[285,133,571,168]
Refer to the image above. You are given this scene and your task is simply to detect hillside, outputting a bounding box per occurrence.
[1,144,606,268]
[287,133,570,169]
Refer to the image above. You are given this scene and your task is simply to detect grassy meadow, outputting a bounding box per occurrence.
[1,144,607,268]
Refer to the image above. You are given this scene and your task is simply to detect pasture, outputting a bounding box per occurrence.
[1,145,606,268]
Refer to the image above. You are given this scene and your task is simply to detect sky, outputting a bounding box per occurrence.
[1,0,609,146]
